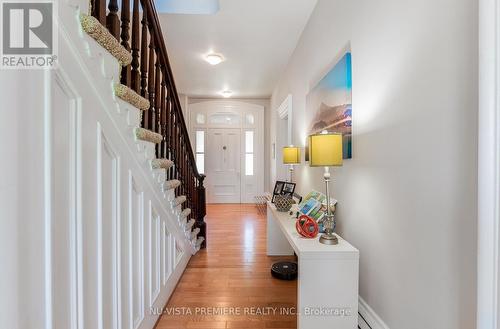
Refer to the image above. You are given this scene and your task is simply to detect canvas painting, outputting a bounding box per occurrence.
[306,52,352,159]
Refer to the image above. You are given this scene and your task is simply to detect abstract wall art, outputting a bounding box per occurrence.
[306,52,352,159]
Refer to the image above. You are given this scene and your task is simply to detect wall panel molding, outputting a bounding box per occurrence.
[149,204,161,307]
[97,127,120,329]
[162,222,172,286]
[49,70,82,329]
[129,174,145,329]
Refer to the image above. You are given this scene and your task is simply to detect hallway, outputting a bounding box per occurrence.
[156,204,297,328]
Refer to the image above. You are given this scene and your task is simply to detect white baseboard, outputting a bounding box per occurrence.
[358,314,372,329]
[358,296,390,329]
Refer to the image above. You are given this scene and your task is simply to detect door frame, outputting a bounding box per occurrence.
[477,0,500,327]
[189,100,265,204]
[275,95,293,183]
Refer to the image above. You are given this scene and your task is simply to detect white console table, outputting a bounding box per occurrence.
[267,202,359,329]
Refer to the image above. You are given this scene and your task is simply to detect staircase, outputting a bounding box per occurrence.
[0,0,208,327]
[84,0,207,250]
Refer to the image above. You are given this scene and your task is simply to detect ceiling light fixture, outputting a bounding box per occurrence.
[205,53,224,65]
[221,90,232,98]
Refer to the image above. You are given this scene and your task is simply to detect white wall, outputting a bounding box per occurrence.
[270,0,478,328]
[189,98,272,191]
[178,93,190,128]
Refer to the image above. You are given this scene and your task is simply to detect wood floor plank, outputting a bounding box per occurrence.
[155,204,297,329]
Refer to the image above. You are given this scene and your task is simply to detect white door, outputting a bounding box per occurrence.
[206,128,241,203]
[190,100,265,204]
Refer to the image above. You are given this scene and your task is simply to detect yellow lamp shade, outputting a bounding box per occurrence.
[283,146,301,164]
[308,133,343,167]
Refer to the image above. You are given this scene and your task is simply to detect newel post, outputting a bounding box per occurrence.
[196,174,207,248]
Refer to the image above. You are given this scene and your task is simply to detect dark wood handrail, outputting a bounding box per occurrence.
[142,0,203,180]
[90,0,207,248]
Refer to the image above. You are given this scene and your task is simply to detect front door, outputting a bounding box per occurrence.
[206,128,241,203]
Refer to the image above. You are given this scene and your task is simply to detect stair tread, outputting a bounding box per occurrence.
[80,14,132,66]
[180,208,192,218]
[134,127,163,144]
[173,195,187,206]
[185,219,195,230]
[151,159,174,170]
[115,84,150,110]
[164,179,181,190]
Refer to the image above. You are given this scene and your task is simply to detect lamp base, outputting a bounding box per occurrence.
[319,233,338,245]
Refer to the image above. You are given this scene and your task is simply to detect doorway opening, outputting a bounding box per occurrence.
[190,100,264,203]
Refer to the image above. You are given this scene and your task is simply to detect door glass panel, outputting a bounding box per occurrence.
[196,130,204,153]
[245,154,254,176]
[245,130,254,176]
[209,113,240,125]
[245,114,255,125]
[196,113,206,124]
[245,131,254,153]
[196,154,205,174]
[195,130,205,174]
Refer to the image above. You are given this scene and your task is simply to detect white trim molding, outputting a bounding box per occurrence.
[478,0,500,328]
[276,94,292,119]
[276,94,293,145]
[358,297,390,329]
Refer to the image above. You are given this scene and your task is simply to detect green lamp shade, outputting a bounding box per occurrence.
[283,146,301,164]
[308,133,343,167]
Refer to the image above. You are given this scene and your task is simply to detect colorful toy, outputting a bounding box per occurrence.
[295,215,319,238]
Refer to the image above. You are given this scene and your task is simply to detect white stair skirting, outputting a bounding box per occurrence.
[2,1,201,329]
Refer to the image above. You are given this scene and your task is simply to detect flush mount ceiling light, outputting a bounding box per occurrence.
[221,90,232,98]
[205,53,224,65]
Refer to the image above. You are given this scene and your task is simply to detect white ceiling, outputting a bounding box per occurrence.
[158,0,318,98]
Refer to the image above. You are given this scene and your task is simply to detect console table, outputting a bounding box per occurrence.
[267,202,359,329]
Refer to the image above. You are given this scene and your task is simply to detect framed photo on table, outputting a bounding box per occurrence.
[282,182,296,196]
[292,192,303,204]
[273,181,285,195]
[272,181,296,202]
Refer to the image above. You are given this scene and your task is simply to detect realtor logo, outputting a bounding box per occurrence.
[1,0,57,69]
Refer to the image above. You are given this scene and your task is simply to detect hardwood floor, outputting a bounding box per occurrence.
[155,204,297,329]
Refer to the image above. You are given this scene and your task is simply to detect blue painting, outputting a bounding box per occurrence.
[307,52,352,159]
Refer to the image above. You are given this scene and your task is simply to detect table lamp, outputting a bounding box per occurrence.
[283,146,301,182]
[269,146,302,281]
[308,131,343,245]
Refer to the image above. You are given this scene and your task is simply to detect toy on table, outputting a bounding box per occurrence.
[295,214,319,238]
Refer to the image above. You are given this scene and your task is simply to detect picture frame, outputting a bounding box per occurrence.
[281,182,296,197]
[272,180,285,202]
[273,181,285,195]
[272,180,296,202]
[306,52,352,159]
[292,192,303,204]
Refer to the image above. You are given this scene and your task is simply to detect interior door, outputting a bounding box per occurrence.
[206,128,241,203]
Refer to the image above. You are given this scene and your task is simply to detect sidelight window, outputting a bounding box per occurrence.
[195,130,205,174]
[245,131,254,176]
